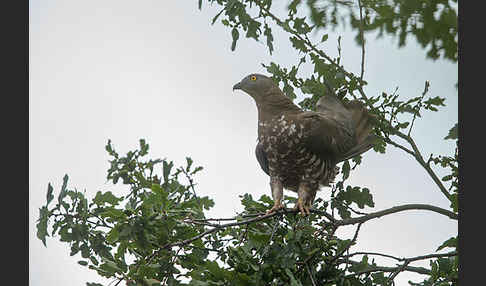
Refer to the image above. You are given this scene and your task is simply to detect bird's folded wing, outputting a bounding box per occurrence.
[297,111,357,160]
[316,93,353,125]
[255,142,270,175]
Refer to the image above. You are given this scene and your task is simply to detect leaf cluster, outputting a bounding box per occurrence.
[38,140,213,285]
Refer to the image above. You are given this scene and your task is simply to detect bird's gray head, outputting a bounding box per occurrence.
[232,73,278,99]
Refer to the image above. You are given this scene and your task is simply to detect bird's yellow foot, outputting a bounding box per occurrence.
[293,198,311,216]
[266,202,284,215]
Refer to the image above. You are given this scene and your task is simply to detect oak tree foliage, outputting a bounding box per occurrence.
[37,1,458,285]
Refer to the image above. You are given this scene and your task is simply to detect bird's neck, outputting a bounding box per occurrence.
[255,90,302,136]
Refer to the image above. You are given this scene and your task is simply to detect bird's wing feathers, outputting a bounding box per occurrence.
[316,93,353,126]
[255,142,270,175]
[301,95,376,162]
[337,100,377,162]
[298,111,357,160]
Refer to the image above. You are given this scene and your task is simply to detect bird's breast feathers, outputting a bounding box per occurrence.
[257,113,339,189]
[258,114,306,149]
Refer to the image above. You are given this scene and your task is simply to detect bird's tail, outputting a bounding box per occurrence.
[337,101,377,162]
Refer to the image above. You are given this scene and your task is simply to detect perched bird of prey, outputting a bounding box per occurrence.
[233,73,376,215]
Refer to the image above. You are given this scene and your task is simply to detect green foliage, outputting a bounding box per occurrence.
[38,140,213,285]
[444,123,458,140]
[204,0,456,61]
[307,0,457,62]
[36,137,457,285]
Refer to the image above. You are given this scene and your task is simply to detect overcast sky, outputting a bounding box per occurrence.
[30,1,457,285]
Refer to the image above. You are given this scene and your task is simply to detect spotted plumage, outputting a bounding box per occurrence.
[258,114,335,192]
[233,73,376,215]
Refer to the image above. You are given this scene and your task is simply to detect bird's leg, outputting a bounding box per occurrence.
[266,177,284,214]
[294,182,315,216]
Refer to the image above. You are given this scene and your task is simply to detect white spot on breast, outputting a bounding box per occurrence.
[319,161,326,174]
[309,154,317,164]
[296,157,307,164]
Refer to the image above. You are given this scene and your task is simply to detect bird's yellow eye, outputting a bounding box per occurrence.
[250,75,257,81]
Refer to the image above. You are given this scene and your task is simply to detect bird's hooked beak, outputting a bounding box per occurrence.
[232,82,242,91]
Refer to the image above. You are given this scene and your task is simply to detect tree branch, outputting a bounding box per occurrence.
[395,131,453,201]
[345,251,401,261]
[160,210,290,250]
[336,204,458,226]
[305,262,318,286]
[405,251,457,263]
[344,251,457,264]
[386,260,411,284]
[341,259,431,276]
[156,203,456,255]
[329,223,363,265]
[384,136,415,156]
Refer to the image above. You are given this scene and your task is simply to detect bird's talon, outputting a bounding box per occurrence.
[294,199,308,216]
[266,203,284,215]
[305,206,311,215]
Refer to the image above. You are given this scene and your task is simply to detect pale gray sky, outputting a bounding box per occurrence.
[30,1,457,285]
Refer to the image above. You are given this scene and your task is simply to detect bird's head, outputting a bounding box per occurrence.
[232,73,278,99]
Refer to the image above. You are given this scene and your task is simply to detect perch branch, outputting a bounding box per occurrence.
[336,203,457,226]
[344,250,457,263]
[156,204,456,255]
[343,259,431,276]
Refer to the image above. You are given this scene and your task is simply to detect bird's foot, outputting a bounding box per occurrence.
[266,202,284,215]
[293,198,311,216]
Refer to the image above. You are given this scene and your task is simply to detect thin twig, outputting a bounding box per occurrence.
[181,219,219,227]
[395,131,452,201]
[384,137,415,156]
[358,0,365,81]
[386,260,410,284]
[344,251,401,261]
[237,224,249,247]
[191,217,241,222]
[260,216,281,259]
[329,223,363,265]
[112,277,124,286]
[305,262,318,286]
[331,184,337,217]
[407,81,429,137]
